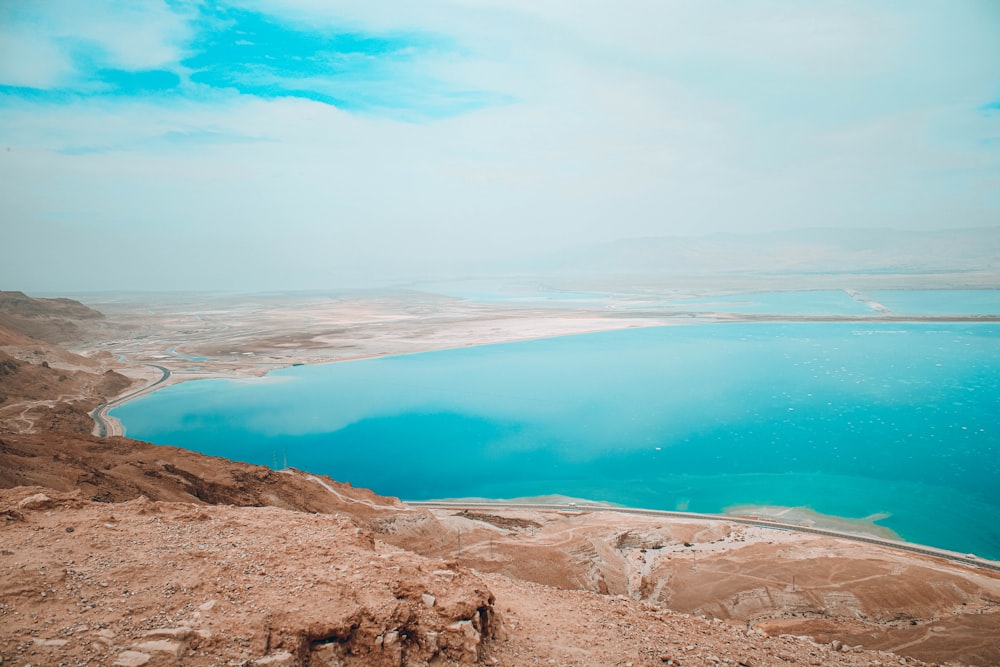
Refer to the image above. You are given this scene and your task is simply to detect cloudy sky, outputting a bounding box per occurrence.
[1,1,998,292]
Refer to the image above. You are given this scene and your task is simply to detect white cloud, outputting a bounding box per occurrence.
[0,30,77,89]
[72,1,193,71]
[0,0,192,89]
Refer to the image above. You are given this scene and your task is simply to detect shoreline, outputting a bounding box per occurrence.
[95,317,678,435]
[86,301,1000,567]
[408,499,1000,571]
[722,503,901,540]
[94,313,1000,426]
[411,494,902,541]
[91,364,173,437]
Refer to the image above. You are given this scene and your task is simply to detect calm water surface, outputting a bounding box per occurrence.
[867,290,1000,315]
[113,322,1000,559]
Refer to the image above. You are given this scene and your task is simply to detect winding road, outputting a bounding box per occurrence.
[90,364,171,437]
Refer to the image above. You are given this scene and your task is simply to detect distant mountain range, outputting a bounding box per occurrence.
[0,291,104,343]
[543,227,1000,277]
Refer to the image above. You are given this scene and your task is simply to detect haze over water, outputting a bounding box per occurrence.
[113,296,1000,561]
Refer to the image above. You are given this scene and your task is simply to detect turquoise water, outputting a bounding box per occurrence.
[112,323,1000,560]
[867,290,1000,315]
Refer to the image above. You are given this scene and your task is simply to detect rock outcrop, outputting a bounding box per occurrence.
[0,487,501,667]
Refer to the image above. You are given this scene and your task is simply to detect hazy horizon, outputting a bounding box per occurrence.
[2,1,998,292]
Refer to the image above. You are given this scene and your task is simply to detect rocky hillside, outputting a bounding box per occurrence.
[0,431,402,515]
[0,348,132,434]
[0,292,134,434]
[2,481,932,667]
[1,486,500,667]
[0,290,104,344]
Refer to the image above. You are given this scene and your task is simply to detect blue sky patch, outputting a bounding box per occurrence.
[97,68,181,95]
[0,2,498,119]
[182,5,493,117]
[184,6,412,81]
[54,145,115,156]
[0,86,80,104]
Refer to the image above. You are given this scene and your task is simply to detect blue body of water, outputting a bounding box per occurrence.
[867,290,1000,315]
[112,322,1000,560]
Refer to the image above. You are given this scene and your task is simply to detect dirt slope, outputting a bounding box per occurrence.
[0,290,104,344]
[1,486,931,667]
[0,431,407,517]
[1,487,499,667]
[0,350,132,434]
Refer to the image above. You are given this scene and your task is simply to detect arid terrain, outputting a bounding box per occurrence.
[2,288,999,666]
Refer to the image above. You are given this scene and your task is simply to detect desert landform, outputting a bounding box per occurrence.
[2,280,1000,667]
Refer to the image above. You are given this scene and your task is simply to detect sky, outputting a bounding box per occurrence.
[1,0,998,292]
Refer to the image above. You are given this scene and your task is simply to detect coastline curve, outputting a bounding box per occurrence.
[91,364,171,437]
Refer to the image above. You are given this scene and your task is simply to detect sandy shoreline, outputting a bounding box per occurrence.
[723,504,901,540]
[92,317,680,436]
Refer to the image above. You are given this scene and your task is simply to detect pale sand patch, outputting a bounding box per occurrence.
[725,504,902,541]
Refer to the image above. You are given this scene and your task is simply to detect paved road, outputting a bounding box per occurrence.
[91,364,171,437]
[410,500,1000,573]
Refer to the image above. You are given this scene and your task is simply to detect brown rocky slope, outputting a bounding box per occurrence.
[0,351,132,434]
[1,477,931,667]
[1,486,500,667]
[0,294,134,435]
[0,290,105,344]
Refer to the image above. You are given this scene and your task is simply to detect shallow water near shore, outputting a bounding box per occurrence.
[113,322,1000,560]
